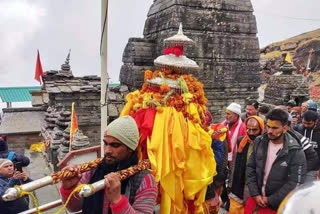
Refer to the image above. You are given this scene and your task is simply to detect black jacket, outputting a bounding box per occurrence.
[229,136,252,203]
[247,132,306,210]
[287,129,320,171]
[294,124,320,166]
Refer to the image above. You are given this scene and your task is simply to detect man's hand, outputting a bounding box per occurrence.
[261,196,268,206]
[254,195,267,207]
[12,171,22,179]
[61,165,82,190]
[21,172,28,181]
[104,173,121,204]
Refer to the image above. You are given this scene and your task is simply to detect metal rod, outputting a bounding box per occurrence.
[100,0,109,157]
[18,199,63,214]
[78,179,105,198]
[2,176,53,201]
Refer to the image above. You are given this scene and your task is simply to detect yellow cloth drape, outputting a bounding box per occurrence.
[148,107,186,213]
[184,103,217,213]
[147,106,216,213]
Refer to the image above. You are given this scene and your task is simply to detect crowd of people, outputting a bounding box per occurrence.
[0,99,319,214]
[207,99,320,214]
[57,99,319,214]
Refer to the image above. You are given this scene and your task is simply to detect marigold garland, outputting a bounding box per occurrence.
[127,69,209,131]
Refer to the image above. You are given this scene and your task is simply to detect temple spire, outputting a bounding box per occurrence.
[61,49,71,72]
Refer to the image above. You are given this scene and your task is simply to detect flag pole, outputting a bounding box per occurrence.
[100,0,109,157]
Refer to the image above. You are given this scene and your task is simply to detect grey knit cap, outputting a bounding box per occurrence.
[106,116,139,150]
[0,158,12,168]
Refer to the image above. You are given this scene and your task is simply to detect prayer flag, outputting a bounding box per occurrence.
[34,50,44,84]
[70,102,79,150]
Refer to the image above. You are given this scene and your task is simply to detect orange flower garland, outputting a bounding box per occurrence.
[144,70,153,81]
[160,84,171,94]
[128,69,209,131]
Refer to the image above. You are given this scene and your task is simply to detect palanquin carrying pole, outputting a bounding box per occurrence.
[2,158,150,201]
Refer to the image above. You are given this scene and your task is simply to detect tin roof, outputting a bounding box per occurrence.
[0,86,41,102]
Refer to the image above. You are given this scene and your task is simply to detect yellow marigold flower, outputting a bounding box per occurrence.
[182,92,193,104]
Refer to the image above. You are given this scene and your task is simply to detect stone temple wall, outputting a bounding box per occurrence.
[43,71,101,146]
[120,0,260,121]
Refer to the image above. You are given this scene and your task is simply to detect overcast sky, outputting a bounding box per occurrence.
[0,0,319,89]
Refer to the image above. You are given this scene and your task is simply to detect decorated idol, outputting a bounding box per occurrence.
[120,24,217,214]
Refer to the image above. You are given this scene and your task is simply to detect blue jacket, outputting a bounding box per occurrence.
[0,175,31,214]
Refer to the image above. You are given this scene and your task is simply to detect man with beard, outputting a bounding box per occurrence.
[221,103,245,211]
[228,116,264,214]
[222,102,245,164]
[294,110,320,181]
[246,109,306,213]
[60,116,157,214]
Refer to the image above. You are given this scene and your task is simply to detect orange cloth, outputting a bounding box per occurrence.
[203,200,220,214]
[238,116,265,153]
[70,102,79,145]
[229,198,244,214]
[210,124,228,142]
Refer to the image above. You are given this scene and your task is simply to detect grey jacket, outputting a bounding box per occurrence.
[247,132,307,210]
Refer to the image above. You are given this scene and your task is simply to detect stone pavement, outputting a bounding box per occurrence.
[25,149,66,214]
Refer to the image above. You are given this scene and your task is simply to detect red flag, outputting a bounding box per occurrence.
[34,50,44,84]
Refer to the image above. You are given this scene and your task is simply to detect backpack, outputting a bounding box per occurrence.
[7,151,15,161]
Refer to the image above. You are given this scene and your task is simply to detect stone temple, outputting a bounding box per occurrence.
[120,0,260,121]
[264,56,309,106]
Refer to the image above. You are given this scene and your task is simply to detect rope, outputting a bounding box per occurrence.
[16,184,95,214]
[51,158,103,184]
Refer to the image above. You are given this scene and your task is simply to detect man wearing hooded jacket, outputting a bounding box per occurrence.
[294,110,320,181]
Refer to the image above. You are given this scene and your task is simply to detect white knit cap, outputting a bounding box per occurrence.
[226,102,241,116]
[0,158,12,168]
[106,116,139,151]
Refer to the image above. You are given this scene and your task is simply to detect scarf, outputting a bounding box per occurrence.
[82,152,138,214]
[238,116,265,153]
[222,118,244,161]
